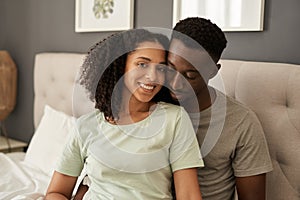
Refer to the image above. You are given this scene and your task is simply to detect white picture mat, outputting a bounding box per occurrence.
[75,0,134,32]
[173,0,265,31]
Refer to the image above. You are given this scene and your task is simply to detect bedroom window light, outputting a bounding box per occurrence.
[173,0,265,31]
[0,50,17,152]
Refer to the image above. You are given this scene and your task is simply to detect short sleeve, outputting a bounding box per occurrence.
[55,123,86,177]
[170,107,204,172]
[233,111,273,177]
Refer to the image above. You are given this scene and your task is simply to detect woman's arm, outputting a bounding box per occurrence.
[173,168,202,200]
[45,171,78,200]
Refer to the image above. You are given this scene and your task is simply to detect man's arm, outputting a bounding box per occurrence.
[235,174,266,200]
[73,180,89,200]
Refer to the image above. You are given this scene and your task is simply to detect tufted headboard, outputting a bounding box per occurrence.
[33,53,300,199]
[210,59,300,200]
[33,52,94,128]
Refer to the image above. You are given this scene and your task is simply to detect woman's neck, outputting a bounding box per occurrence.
[116,94,157,124]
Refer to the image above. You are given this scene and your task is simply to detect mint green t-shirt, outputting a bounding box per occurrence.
[56,102,203,199]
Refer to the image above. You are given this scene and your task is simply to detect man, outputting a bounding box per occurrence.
[167,17,273,200]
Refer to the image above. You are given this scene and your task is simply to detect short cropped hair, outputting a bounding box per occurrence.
[172,17,227,63]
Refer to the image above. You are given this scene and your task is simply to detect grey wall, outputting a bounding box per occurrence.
[0,0,299,143]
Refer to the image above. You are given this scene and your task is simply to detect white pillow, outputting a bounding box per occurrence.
[24,105,75,176]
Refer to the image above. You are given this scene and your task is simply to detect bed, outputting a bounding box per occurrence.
[0,52,94,199]
[1,52,299,199]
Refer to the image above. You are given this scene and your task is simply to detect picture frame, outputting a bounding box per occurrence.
[75,0,134,32]
[173,0,265,32]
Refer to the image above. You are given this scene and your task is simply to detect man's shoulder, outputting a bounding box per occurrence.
[214,90,261,125]
[218,90,254,113]
[221,92,250,111]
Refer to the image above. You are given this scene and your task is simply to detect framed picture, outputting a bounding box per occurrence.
[75,0,134,32]
[173,0,265,31]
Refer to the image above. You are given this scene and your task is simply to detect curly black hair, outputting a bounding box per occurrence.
[172,17,227,63]
[79,29,173,121]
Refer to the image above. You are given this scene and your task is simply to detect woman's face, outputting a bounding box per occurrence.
[123,41,167,103]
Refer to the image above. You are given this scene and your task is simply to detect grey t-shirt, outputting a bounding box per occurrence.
[189,90,273,200]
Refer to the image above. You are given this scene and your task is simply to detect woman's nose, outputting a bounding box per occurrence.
[169,72,183,90]
[144,65,158,81]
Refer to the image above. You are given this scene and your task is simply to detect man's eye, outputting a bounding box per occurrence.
[138,62,148,68]
[185,71,199,79]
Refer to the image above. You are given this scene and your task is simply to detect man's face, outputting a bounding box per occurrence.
[167,39,216,103]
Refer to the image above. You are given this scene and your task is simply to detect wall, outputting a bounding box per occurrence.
[0,0,299,143]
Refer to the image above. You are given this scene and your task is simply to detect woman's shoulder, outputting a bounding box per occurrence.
[74,109,104,141]
[158,101,180,108]
[75,109,105,130]
[157,102,186,116]
[77,109,99,122]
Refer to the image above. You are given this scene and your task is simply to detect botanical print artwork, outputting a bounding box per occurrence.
[93,0,114,19]
[76,0,133,32]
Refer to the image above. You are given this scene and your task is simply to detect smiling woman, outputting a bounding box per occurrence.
[123,41,166,109]
[45,28,204,200]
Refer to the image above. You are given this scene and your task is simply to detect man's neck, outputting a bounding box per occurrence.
[183,86,216,113]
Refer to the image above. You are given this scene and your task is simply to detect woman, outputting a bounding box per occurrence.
[45,29,203,200]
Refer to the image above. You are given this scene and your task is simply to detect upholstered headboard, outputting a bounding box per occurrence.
[210,59,300,200]
[33,52,94,128]
[33,53,300,199]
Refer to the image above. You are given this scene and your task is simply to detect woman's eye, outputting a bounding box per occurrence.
[166,66,175,73]
[157,65,166,72]
[137,62,148,68]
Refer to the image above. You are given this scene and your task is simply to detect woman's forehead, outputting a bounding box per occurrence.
[136,41,165,50]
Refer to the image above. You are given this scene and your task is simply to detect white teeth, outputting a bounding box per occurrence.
[140,83,154,90]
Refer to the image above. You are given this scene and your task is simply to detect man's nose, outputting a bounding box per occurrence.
[169,72,184,90]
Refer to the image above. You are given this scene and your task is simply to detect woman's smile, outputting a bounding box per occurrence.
[138,82,156,92]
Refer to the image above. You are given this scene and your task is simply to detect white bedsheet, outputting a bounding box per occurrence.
[0,152,49,200]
